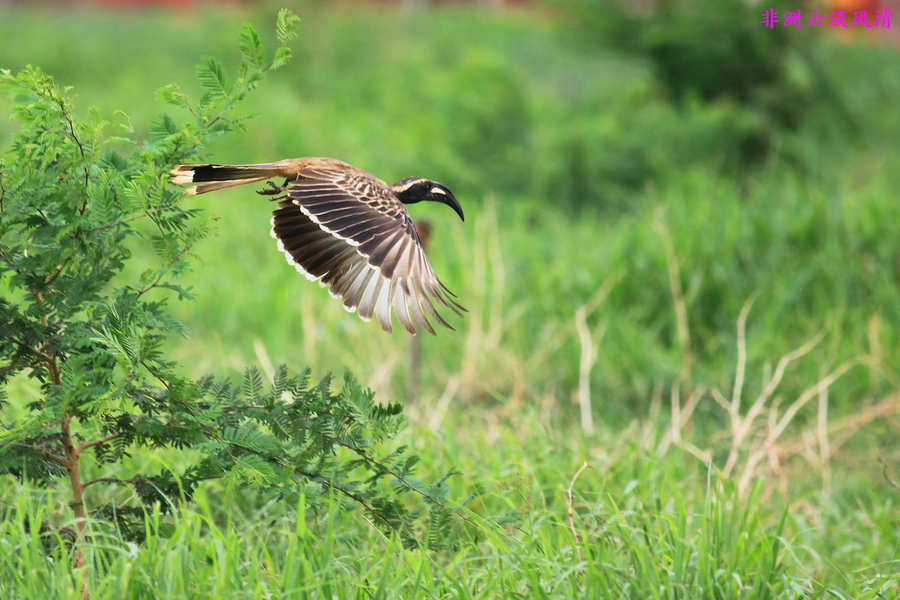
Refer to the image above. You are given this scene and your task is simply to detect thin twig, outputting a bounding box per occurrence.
[83,476,146,490]
[79,206,166,233]
[136,246,190,299]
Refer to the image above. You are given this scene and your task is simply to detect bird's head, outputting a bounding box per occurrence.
[390,177,464,222]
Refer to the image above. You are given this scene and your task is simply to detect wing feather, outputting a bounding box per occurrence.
[266,167,463,334]
[357,273,382,322]
[374,279,394,333]
[345,266,378,311]
[391,278,417,334]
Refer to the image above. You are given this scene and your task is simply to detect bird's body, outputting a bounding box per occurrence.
[170,157,464,335]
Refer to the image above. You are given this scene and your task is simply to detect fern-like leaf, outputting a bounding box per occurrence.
[196,56,231,97]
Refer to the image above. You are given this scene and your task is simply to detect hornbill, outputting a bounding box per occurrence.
[170,157,465,334]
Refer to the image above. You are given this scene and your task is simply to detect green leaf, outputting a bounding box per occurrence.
[156,83,190,109]
[235,454,275,484]
[219,426,279,454]
[270,47,292,71]
[196,56,231,97]
[239,24,265,68]
[149,113,179,139]
[275,9,301,45]
[241,366,265,403]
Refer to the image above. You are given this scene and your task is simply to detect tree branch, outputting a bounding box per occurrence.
[78,205,166,234]
[2,334,55,364]
[78,432,123,454]
[136,245,190,299]
[3,442,68,468]
[83,476,147,490]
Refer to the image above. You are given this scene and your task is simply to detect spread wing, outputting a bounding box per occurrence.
[270,167,464,334]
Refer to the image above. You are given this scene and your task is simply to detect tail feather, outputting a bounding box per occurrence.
[170,163,286,195]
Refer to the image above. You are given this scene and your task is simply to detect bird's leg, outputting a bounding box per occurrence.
[257,180,289,196]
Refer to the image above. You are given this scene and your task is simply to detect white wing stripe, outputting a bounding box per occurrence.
[374,279,393,332]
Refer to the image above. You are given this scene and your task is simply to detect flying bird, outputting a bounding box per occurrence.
[170,157,465,335]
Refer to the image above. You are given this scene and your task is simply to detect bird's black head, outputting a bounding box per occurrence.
[390,177,464,222]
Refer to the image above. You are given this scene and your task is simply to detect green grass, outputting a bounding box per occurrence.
[2,2,900,598]
[3,413,899,598]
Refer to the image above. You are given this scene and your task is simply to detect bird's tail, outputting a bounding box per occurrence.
[170,163,290,195]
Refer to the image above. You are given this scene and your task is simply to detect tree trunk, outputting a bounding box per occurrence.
[61,415,90,600]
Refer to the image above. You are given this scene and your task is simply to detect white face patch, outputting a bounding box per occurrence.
[395,179,421,193]
[430,187,446,195]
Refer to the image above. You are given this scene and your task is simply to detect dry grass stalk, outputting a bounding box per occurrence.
[566,461,591,578]
[656,294,894,498]
[528,270,623,376]
[574,307,601,435]
[657,384,710,463]
[427,376,462,432]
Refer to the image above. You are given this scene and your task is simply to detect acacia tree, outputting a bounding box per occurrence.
[0,11,458,588]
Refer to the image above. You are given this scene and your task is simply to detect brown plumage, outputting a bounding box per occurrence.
[170,157,465,335]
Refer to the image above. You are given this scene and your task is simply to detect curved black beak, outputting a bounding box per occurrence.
[429,183,464,222]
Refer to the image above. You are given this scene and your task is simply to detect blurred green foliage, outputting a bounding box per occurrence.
[562,0,855,169]
[0,2,898,423]
[1,4,899,597]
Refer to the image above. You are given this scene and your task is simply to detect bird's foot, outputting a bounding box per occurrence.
[257,181,288,196]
